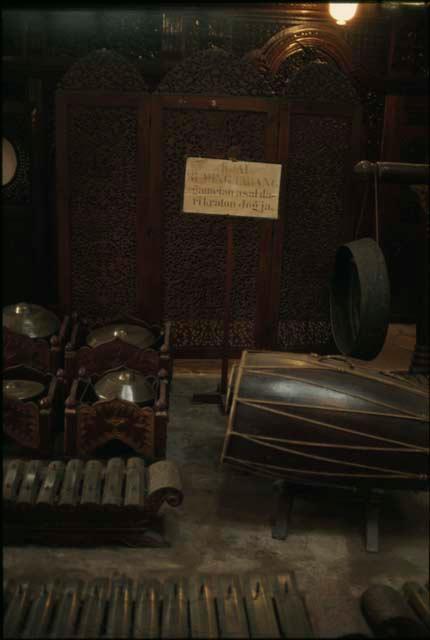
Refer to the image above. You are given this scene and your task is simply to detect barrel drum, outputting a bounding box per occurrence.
[221,351,429,491]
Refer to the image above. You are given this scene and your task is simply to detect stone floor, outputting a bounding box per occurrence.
[3,324,429,637]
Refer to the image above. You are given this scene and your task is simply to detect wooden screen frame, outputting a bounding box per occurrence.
[268,100,363,350]
[56,92,363,355]
[145,94,280,354]
[56,91,151,316]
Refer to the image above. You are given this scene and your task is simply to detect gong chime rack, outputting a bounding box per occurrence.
[3,573,314,639]
[64,315,173,386]
[3,457,183,547]
[3,305,72,375]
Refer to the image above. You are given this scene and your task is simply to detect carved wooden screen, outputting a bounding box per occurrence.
[271,100,362,351]
[56,49,150,323]
[146,95,279,356]
[2,100,33,304]
[56,92,150,322]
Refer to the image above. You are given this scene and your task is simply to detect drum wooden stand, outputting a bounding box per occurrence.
[271,480,384,553]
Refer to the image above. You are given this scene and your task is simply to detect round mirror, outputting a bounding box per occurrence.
[2,138,18,187]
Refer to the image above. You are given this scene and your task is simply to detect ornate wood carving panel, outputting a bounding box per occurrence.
[156,47,277,96]
[55,47,363,356]
[56,50,150,324]
[58,49,148,92]
[162,108,263,349]
[152,49,279,353]
[150,98,278,353]
[67,104,139,321]
[77,399,155,457]
[3,327,50,372]
[3,398,40,450]
[276,106,359,350]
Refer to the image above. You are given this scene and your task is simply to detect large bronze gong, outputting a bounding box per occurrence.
[330,238,390,360]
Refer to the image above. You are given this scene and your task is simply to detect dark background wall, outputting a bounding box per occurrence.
[2,3,428,324]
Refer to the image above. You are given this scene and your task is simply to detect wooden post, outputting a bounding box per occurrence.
[220,219,234,396]
[186,157,282,409]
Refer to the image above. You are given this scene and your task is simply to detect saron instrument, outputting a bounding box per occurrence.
[222,351,429,490]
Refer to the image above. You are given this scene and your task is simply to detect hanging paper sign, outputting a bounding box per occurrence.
[182,157,282,219]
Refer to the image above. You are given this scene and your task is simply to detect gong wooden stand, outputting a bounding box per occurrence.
[354,160,430,374]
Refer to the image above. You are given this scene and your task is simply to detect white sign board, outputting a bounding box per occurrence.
[183,157,282,219]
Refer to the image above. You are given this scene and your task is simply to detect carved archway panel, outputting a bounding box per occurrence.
[255,24,360,80]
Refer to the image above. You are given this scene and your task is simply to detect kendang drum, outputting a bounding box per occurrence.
[221,351,429,491]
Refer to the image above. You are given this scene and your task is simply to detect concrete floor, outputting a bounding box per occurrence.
[3,324,429,637]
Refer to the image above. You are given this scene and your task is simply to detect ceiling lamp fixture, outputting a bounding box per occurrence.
[329,3,358,25]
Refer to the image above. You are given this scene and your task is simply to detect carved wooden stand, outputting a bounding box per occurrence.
[3,313,72,374]
[64,315,172,388]
[64,369,169,459]
[3,457,183,547]
[3,365,66,456]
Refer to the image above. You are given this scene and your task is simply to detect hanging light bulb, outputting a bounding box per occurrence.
[329,3,358,25]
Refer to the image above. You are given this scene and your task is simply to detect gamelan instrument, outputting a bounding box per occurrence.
[94,369,156,405]
[3,303,60,339]
[222,351,429,490]
[86,323,156,350]
[3,379,45,402]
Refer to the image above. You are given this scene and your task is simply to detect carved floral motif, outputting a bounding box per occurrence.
[3,327,50,371]
[156,47,277,95]
[3,398,40,449]
[278,111,351,350]
[161,104,266,349]
[77,398,155,456]
[59,49,148,91]
[68,104,139,322]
